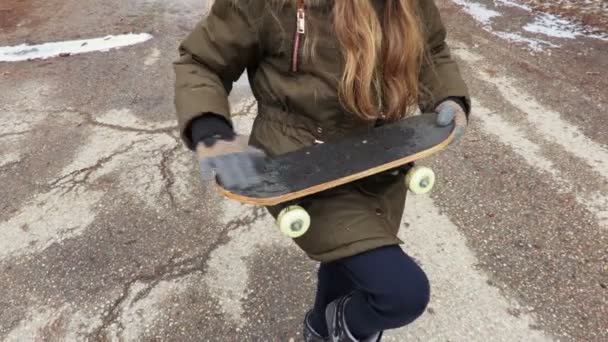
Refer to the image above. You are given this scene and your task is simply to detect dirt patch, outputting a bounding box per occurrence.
[517,0,608,32]
[0,0,32,31]
[0,0,60,35]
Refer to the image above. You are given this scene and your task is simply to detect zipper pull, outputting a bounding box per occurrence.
[297,8,306,34]
[292,0,306,73]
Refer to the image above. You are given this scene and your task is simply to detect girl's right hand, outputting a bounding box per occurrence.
[196,135,266,189]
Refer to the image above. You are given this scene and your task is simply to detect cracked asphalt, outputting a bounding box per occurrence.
[0,0,606,341]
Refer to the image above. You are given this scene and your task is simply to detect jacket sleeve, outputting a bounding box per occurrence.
[418,0,471,114]
[174,0,260,149]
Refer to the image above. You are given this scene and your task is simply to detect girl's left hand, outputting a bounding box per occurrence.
[435,100,467,144]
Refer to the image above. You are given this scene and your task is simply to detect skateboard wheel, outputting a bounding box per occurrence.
[277,206,310,238]
[405,166,436,194]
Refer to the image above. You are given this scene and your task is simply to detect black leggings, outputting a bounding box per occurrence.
[309,245,430,339]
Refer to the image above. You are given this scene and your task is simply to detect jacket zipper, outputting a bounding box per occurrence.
[292,0,306,73]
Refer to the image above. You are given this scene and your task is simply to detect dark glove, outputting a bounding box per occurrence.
[190,114,235,147]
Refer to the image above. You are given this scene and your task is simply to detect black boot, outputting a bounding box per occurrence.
[325,296,382,342]
[304,311,329,341]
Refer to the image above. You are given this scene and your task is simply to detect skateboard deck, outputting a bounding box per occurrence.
[217,113,455,206]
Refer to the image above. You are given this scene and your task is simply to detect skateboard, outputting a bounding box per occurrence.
[216,113,455,238]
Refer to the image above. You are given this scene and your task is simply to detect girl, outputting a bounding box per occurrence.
[174,0,470,341]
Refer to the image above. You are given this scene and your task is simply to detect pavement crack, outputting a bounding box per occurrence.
[232,99,257,117]
[79,111,177,135]
[0,160,22,171]
[88,207,264,339]
[0,130,32,139]
[90,236,229,340]
[91,278,136,341]
[48,141,140,194]
[225,206,267,231]
[159,144,181,208]
[5,108,176,135]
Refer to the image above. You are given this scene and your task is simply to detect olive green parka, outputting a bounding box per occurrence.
[174,0,470,262]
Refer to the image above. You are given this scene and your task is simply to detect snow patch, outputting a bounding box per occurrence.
[524,13,608,41]
[0,33,153,62]
[451,0,607,52]
[452,0,501,25]
[494,31,558,51]
[495,0,532,12]
[452,0,554,51]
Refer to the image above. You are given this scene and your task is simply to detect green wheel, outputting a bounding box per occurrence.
[405,166,436,194]
[277,205,310,238]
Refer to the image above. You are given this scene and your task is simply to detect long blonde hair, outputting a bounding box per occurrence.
[271,0,426,122]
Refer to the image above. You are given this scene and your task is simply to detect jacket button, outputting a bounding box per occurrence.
[375,208,383,216]
[316,127,323,134]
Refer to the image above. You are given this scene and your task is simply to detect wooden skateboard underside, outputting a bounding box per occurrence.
[217,113,455,206]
